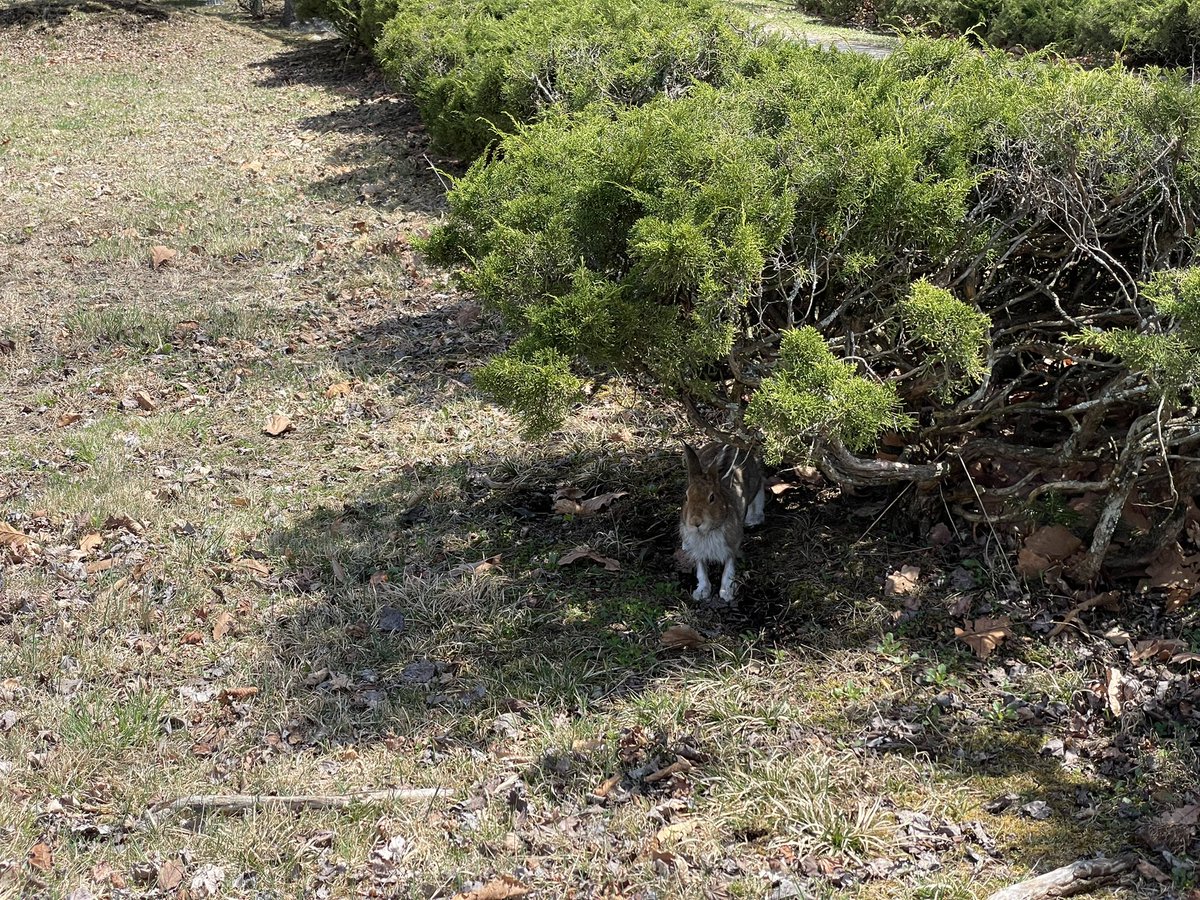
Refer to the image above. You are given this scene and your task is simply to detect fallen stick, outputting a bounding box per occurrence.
[986,856,1135,900]
[145,788,447,825]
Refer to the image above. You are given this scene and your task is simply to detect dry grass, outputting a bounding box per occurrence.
[0,1,1182,898]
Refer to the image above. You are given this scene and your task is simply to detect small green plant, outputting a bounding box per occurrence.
[920,662,962,690]
[877,632,919,665]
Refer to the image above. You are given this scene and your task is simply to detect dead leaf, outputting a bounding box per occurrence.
[132,390,157,411]
[233,557,270,579]
[182,631,204,645]
[660,624,705,650]
[1023,525,1083,560]
[1171,651,1200,666]
[645,757,693,783]
[450,555,503,576]
[149,245,177,269]
[1106,667,1124,717]
[79,533,103,553]
[954,616,1012,659]
[558,546,620,572]
[263,413,293,437]
[211,610,234,641]
[1017,547,1052,577]
[217,686,258,705]
[27,841,52,873]
[884,565,920,598]
[553,490,628,517]
[86,557,115,575]
[157,859,184,891]
[0,522,31,549]
[324,381,353,399]
[1133,638,1188,664]
[57,412,83,428]
[454,875,530,899]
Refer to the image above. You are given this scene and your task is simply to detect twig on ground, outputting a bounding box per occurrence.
[144,788,448,826]
[986,855,1136,900]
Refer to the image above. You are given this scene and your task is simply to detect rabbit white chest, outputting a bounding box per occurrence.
[681,524,735,563]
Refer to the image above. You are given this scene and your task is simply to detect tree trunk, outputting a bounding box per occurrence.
[280,0,296,26]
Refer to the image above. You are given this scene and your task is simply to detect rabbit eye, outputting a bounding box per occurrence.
[707,492,716,503]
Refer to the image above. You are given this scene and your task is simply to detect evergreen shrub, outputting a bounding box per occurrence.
[431,39,1200,577]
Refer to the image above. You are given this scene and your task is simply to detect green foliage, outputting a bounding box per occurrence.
[899,279,991,399]
[472,348,583,438]
[373,0,759,156]
[796,0,1200,65]
[746,328,911,460]
[1075,329,1200,396]
[1143,266,1200,346]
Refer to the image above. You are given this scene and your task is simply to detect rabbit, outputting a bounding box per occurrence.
[680,442,765,603]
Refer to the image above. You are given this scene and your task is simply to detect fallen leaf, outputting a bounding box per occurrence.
[211,610,234,641]
[660,624,705,650]
[190,863,225,898]
[149,245,177,269]
[324,381,353,399]
[79,533,103,553]
[27,841,52,873]
[1106,666,1123,717]
[132,390,157,411]
[233,557,270,579]
[884,565,920,598]
[1024,525,1083,559]
[644,757,693,783]
[1017,547,1052,577]
[0,522,31,549]
[454,874,531,899]
[369,570,389,586]
[553,490,628,517]
[263,413,293,437]
[57,412,83,428]
[182,631,204,645]
[1133,638,1188,664]
[86,557,115,575]
[218,686,258,705]
[1018,800,1052,820]
[558,546,620,572]
[157,858,184,891]
[954,616,1012,658]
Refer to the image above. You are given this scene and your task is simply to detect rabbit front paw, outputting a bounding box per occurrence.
[692,584,713,602]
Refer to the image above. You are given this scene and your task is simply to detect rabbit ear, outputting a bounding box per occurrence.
[683,443,703,479]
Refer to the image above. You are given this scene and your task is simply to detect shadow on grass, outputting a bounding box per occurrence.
[0,0,170,27]
[247,32,457,215]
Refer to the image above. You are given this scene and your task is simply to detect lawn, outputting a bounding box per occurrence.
[0,1,1193,897]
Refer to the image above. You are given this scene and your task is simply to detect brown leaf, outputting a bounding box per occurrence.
[263,413,293,437]
[1023,525,1083,560]
[218,686,258,705]
[954,616,1012,658]
[86,557,115,575]
[233,558,270,579]
[660,624,705,650]
[182,631,204,645]
[324,381,353,399]
[553,490,628,518]
[211,610,234,641]
[57,412,83,428]
[149,245,177,269]
[884,565,920,598]
[1132,638,1188,664]
[1105,666,1124,717]
[1016,547,1052,577]
[454,875,530,899]
[132,390,157,411]
[0,522,31,549]
[79,532,103,553]
[27,841,52,873]
[157,859,184,891]
[558,546,620,572]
